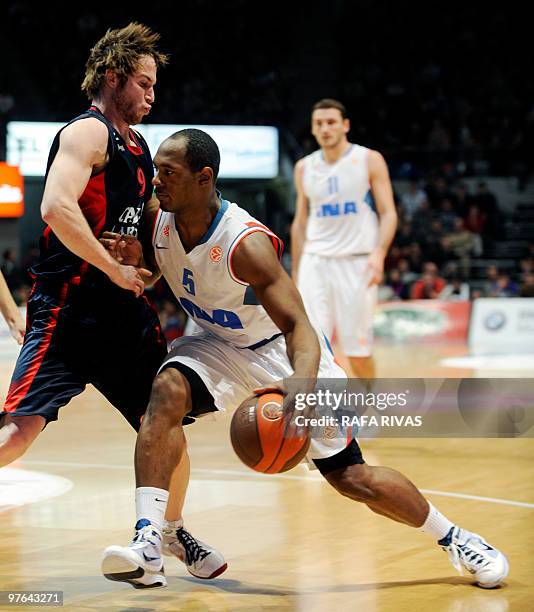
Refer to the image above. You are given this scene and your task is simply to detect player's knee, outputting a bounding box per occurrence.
[325,464,378,503]
[147,368,190,422]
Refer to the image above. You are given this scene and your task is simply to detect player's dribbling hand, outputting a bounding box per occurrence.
[100,231,143,266]
[254,381,297,420]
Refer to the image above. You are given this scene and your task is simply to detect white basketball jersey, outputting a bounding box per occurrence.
[302,144,378,257]
[153,199,283,348]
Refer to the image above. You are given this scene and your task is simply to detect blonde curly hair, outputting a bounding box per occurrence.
[81,22,169,99]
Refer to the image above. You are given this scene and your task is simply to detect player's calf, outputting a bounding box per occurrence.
[323,461,432,526]
[323,463,379,504]
[135,369,192,488]
[0,415,45,467]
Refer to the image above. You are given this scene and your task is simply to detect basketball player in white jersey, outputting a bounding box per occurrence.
[101,129,508,590]
[292,98,398,379]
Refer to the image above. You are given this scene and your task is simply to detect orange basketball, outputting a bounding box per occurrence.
[230,392,310,474]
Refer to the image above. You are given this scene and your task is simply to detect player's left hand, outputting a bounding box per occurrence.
[367,247,386,286]
[100,231,143,267]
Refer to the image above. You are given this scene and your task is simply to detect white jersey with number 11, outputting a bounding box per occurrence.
[302,144,378,257]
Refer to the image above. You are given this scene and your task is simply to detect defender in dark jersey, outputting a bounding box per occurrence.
[0,24,169,454]
[0,22,226,586]
[1,105,166,430]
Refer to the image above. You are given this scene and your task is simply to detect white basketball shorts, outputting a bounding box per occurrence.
[298,253,377,357]
[159,330,353,462]
[183,316,203,336]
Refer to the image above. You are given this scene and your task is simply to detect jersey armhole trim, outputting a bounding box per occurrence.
[128,129,144,156]
[84,108,116,175]
[53,113,113,178]
[227,227,284,286]
[152,209,164,246]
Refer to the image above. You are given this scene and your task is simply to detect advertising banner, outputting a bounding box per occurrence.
[0,162,24,218]
[469,298,534,355]
[374,301,471,343]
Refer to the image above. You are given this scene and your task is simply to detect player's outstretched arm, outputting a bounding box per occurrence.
[40,118,147,297]
[0,270,25,344]
[290,159,310,285]
[368,150,398,286]
[232,231,320,389]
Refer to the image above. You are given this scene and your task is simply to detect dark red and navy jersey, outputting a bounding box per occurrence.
[30,106,154,312]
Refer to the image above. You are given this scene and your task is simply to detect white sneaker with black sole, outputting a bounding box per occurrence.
[439,526,509,588]
[163,525,227,579]
[102,519,167,589]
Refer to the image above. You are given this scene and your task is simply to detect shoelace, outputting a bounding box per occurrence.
[444,540,463,574]
[444,536,491,575]
[176,528,210,565]
[132,526,161,548]
[457,541,491,568]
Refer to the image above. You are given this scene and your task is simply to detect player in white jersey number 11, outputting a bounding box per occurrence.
[291,98,398,379]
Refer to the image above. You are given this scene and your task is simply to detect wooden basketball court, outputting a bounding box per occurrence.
[1,342,533,611]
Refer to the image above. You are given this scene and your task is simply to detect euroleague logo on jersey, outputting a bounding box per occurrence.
[210,245,223,262]
[137,167,146,197]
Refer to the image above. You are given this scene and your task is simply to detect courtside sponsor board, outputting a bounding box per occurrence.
[374,301,470,342]
[469,298,534,355]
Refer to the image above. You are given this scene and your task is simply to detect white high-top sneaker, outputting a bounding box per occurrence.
[163,525,227,579]
[439,526,509,588]
[102,519,167,589]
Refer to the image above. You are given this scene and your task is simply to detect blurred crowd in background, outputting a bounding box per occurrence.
[1,2,532,343]
[382,179,534,301]
[3,171,533,344]
[1,3,532,180]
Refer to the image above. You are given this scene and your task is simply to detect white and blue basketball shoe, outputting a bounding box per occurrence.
[102,519,166,589]
[439,526,509,588]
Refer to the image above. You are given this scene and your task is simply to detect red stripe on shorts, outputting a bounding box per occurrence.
[3,282,69,413]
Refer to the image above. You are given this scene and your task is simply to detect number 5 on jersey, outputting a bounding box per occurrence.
[182,268,195,295]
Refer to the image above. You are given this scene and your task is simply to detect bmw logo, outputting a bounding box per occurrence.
[484,311,506,331]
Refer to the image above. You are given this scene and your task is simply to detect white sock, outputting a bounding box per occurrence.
[135,487,169,531]
[420,502,455,541]
[163,518,184,532]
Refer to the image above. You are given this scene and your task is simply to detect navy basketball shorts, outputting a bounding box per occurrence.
[1,291,167,430]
